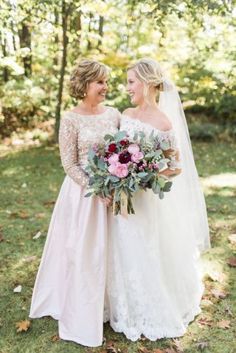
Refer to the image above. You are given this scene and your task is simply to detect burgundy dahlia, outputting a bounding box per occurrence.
[120,139,129,146]
[108,143,117,153]
[119,151,132,164]
[137,161,143,168]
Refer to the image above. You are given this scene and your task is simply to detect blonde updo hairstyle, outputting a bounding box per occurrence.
[128,58,164,99]
[69,59,109,99]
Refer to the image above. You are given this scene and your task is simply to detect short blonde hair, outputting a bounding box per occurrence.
[69,59,109,99]
[128,58,164,92]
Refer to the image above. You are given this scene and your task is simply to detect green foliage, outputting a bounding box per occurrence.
[0,78,50,137]
[0,0,235,138]
[189,122,223,141]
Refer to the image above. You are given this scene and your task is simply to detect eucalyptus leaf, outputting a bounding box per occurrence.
[84,192,93,197]
[88,148,96,160]
[114,130,127,142]
[163,181,172,192]
[138,172,148,178]
[104,134,114,141]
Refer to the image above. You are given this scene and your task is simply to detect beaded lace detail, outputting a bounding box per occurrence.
[59,107,120,186]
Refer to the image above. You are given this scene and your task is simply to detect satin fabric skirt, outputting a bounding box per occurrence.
[29,176,107,347]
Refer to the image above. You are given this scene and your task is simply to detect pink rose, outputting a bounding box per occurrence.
[131,151,144,163]
[108,162,128,178]
[128,144,140,154]
[108,153,119,165]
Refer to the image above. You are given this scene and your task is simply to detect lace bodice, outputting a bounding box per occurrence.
[121,115,177,147]
[59,107,120,186]
[120,115,181,170]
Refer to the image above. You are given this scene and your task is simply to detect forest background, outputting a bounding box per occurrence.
[0,0,235,143]
[1,1,236,353]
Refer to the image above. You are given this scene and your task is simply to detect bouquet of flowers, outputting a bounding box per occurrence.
[85,130,174,215]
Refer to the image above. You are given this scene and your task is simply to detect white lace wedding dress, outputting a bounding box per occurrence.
[106,115,204,341]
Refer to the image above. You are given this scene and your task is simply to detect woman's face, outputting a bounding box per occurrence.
[127,69,144,105]
[86,76,108,103]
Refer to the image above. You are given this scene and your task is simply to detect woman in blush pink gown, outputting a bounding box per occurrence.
[29,59,120,347]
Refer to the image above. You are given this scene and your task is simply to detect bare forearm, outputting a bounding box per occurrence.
[159,168,182,178]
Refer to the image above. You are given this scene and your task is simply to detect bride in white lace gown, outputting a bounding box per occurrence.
[106,59,210,341]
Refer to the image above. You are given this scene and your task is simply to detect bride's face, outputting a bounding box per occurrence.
[127,69,145,105]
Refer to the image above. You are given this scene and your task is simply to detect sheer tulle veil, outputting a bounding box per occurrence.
[158,79,210,253]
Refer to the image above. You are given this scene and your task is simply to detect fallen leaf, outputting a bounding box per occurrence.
[216,320,230,329]
[165,349,178,353]
[228,234,236,245]
[172,338,184,352]
[210,288,228,299]
[195,341,209,350]
[51,334,60,342]
[138,346,150,353]
[16,320,31,332]
[201,299,214,307]
[33,231,42,240]
[23,255,37,262]
[152,349,164,353]
[43,200,55,207]
[106,340,118,353]
[227,257,236,267]
[197,317,214,327]
[106,340,115,346]
[13,285,22,293]
[35,213,46,219]
[207,270,226,283]
[18,211,29,219]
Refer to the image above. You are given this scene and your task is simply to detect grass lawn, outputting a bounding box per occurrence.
[0,141,236,353]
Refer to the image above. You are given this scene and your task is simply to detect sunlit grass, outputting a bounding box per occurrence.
[0,141,236,353]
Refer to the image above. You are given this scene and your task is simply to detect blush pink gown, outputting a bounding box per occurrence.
[29,107,119,347]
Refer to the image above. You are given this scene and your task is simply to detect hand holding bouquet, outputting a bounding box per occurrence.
[85,130,175,215]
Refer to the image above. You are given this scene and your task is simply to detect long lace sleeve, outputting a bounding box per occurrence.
[59,117,88,186]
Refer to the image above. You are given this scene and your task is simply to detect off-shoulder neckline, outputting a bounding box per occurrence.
[66,106,114,117]
[122,114,173,134]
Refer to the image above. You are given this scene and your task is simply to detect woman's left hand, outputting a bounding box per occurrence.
[99,195,113,207]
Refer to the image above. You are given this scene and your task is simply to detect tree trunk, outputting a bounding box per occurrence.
[87,12,93,51]
[70,10,82,61]
[19,23,32,77]
[53,9,59,67]
[11,20,17,51]
[54,0,70,141]
[1,36,9,82]
[97,16,104,50]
